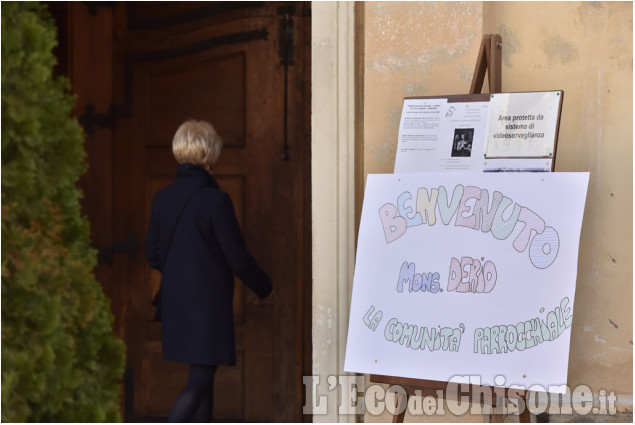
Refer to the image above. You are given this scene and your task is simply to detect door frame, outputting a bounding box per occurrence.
[310,2,360,422]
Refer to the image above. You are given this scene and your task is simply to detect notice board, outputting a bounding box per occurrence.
[344,172,589,392]
[394,91,563,173]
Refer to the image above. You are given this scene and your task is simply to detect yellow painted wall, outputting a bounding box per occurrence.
[361,1,632,420]
[363,1,484,174]
[485,0,633,399]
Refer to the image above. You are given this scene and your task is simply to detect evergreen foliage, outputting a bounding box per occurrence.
[1,3,126,421]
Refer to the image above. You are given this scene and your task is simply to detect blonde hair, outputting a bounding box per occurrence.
[172,120,223,170]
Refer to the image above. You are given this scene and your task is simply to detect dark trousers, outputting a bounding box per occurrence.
[168,364,217,423]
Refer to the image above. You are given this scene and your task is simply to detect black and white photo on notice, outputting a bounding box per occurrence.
[451,128,474,157]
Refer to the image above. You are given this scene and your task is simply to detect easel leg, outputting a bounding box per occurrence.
[469,35,489,94]
[490,396,505,422]
[392,392,408,423]
[488,34,502,93]
[519,406,532,423]
[469,33,503,94]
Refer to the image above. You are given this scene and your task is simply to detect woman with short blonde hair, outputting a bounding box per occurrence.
[146,119,272,422]
[172,119,223,171]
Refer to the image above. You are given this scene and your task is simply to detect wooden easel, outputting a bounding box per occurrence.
[470,34,502,94]
[373,34,532,423]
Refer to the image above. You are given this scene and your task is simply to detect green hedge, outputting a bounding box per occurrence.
[1,2,125,422]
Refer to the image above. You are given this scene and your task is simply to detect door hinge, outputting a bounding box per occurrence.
[97,230,142,264]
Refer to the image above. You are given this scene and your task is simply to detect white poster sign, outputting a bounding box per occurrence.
[484,91,562,158]
[344,172,589,393]
[395,99,490,173]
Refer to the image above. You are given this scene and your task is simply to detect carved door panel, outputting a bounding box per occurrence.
[111,3,310,421]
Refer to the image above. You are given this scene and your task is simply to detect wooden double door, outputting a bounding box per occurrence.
[65,2,310,421]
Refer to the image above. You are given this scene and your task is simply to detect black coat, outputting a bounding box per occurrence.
[146,163,272,365]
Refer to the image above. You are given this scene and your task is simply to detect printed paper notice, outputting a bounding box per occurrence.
[484,91,562,158]
[395,99,490,173]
